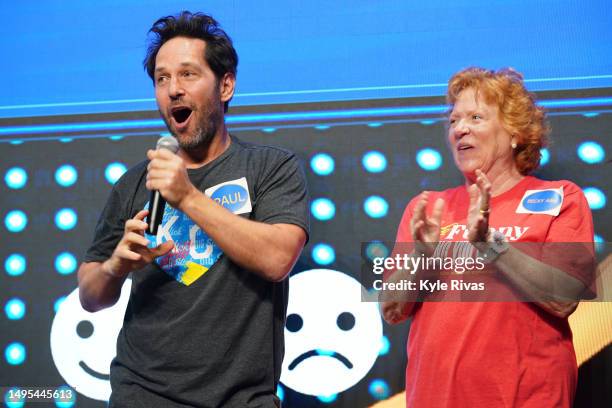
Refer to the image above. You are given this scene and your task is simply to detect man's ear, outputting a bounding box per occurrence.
[219,73,236,104]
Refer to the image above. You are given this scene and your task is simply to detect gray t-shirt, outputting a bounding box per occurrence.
[84,135,309,407]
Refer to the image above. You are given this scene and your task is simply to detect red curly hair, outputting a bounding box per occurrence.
[447,67,550,175]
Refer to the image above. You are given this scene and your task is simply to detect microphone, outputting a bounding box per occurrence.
[146,136,180,235]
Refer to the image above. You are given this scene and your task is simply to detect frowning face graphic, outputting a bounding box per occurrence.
[280,269,382,396]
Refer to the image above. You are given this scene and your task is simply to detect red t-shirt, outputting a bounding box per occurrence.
[395,176,594,408]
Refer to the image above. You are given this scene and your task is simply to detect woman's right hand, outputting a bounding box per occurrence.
[410,192,444,257]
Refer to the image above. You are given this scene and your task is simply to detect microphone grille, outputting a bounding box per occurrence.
[156,136,179,153]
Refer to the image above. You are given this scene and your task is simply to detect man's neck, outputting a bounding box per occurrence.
[179,127,231,169]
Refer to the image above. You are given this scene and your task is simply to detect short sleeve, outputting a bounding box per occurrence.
[545,184,594,243]
[252,153,310,240]
[542,183,596,294]
[83,185,128,263]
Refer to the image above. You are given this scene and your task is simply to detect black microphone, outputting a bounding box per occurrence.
[147,136,180,235]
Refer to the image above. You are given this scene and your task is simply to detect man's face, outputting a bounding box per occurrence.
[154,36,224,151]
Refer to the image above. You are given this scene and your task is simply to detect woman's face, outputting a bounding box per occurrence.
[447,87,515,178]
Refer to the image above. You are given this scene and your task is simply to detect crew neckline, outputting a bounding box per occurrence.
[186,134,237,175]
[489,175,532,204]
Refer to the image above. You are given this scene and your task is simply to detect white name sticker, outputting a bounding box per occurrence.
[205,177,252,215]
[516,187,563,216]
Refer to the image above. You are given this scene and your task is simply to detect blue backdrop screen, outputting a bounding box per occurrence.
[1,0,611,118]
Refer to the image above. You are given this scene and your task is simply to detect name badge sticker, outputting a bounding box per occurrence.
[205,177,252,215]
[516,187,563,216]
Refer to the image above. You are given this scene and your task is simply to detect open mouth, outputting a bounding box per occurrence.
[288,349,353,370]
[79,361,110,380]
[457,144,474,151]
[171,106,193,125]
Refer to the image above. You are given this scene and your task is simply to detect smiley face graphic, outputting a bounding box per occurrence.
[50,279,131,401]
[280,269,383,396]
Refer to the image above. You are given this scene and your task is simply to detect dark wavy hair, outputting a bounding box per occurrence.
[143,11,238,112]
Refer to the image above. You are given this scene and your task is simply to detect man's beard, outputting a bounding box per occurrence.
[162,95,224,153]
[178,104,223,153]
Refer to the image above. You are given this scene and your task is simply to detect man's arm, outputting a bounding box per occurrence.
[78,261,127,312]
[179,190,306,282]
[78,209,174,312]
[147,148,307,282]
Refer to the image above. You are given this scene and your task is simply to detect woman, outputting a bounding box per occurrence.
[382,67,595,407]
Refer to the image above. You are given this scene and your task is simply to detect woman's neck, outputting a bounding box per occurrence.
[467,166,524,197]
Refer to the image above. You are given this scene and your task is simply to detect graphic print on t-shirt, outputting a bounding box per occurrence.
[440,223,530,241]
[144,203,223,286]
[142,177,252,286]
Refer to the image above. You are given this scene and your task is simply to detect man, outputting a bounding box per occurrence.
[78,11,309,407]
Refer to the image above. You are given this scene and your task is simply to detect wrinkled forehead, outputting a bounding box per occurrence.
[448,86,499,115]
